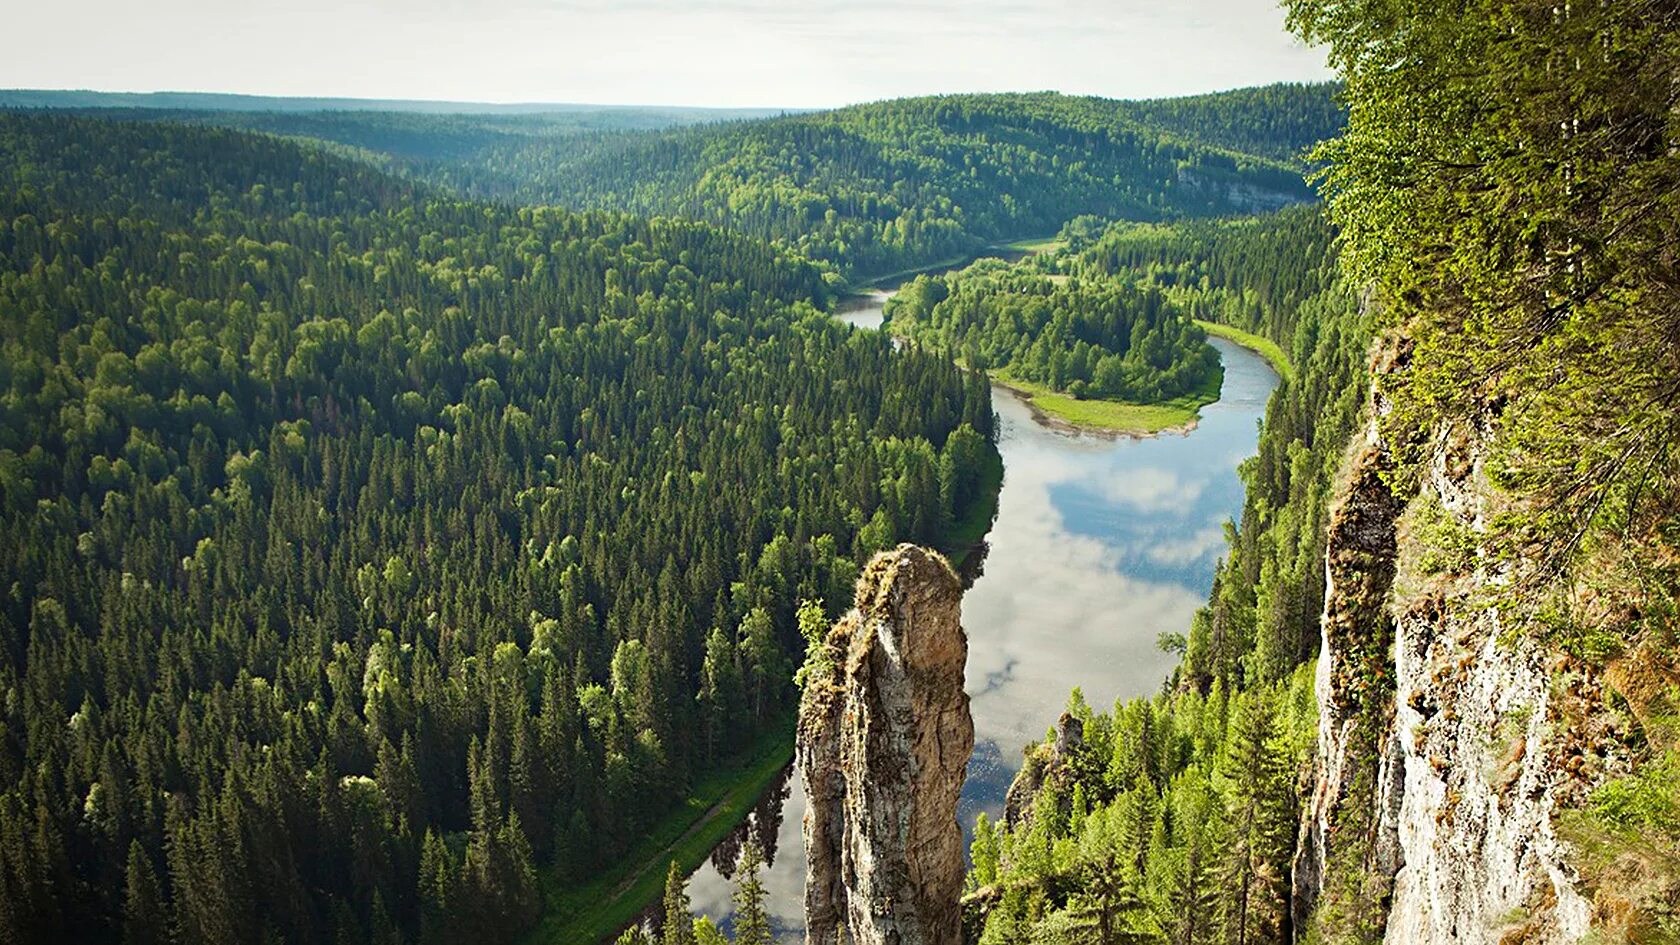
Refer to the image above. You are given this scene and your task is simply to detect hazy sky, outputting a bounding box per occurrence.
[4,0,1330,109]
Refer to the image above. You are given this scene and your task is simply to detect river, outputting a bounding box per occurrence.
[679,293,1281,940]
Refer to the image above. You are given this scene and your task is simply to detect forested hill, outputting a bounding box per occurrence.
[0,89,783,121]
[8,84,1340,282]
[0,107,791,166]
[1113,81,1345,164]
[0,111,997,945]
[419,89,1335,278]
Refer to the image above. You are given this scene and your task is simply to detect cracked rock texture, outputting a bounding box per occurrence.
[799,544,973,945]
[1296,362,1594,943]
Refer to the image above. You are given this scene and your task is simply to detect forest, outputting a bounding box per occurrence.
[0,112,998,945]
[883,261,1222,406]
[20,85,1341,283]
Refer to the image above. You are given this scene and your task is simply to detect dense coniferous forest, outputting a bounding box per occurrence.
[419,91,1329,279]
[0,112,997,945]
[8,107,772,167]
[5,87,1341,285]
[882,261,1221,404]
[964,205,1368,944]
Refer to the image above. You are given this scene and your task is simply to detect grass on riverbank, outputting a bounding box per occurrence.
[998,236,1066,254]
[991,364,1224,435]
[1194,320,1294,380]
[524,723,796,945]
[853,235,1066,289]
[854,251,979,289]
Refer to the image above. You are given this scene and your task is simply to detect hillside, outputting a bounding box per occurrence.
[8,85,1341,282]
[1113,81,1345,164]
[423,89,1336,278]
[0,111,998,945]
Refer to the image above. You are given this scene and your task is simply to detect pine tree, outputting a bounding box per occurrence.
[1218,695,1294,945]
[662,861,696,945]
[122,841,167,945]
[731,839,771,945]
[1071,849,1149,945]
[417,830,457,945]
[498,812,542,930]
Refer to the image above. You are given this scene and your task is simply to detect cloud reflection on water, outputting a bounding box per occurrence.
[684,338,1278,941]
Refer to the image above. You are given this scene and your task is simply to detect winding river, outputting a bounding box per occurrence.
[680,291,1281,940]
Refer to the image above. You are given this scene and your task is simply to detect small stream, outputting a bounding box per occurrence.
[680,293,1281,940]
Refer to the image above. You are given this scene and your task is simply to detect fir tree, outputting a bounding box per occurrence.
[662,861,696,945]
[731,839,772,945]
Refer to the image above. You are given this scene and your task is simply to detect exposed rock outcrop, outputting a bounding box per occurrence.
[1297,358,1598,943]
[1292,417,1404,936]
[1003,712,1083,830]
[1376,416,1595,944]
[799,544,973,945]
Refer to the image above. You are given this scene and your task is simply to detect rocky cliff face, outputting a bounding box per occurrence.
[1292,415,1404,937]
[1002,712,1083,831]
[1297,360,1601,943]
[799,544,974,945]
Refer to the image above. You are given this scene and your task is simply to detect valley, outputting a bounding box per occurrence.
[5,6,1676,939]
[681,317,1281,941]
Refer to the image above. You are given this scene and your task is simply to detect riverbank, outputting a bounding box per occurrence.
[940,444,1005,568]
[987,364,1224,437]
[986,318,1296,436]
[850,234,1065,289]
[1194,319,1293,380]
[525,723,797,945]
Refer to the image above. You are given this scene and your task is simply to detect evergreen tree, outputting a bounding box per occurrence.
[121,841,166,945]
[662,861,696,945]
[731,839,771,945]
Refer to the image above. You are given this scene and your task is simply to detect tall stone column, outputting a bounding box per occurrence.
[799,544,973,945]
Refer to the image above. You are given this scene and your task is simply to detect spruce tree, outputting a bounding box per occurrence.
[662,861,696,945]
[731,839,772,945]
[121,841,166,945]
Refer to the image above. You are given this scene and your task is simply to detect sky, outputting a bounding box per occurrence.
[2,0,1331,109]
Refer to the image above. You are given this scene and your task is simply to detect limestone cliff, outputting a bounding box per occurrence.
[1296,358,1614,943]
[799,544,974,945]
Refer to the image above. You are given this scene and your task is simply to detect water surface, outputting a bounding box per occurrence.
[683,297,1280,940]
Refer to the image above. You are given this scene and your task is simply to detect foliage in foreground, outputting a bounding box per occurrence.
[1286,0,1680,934]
